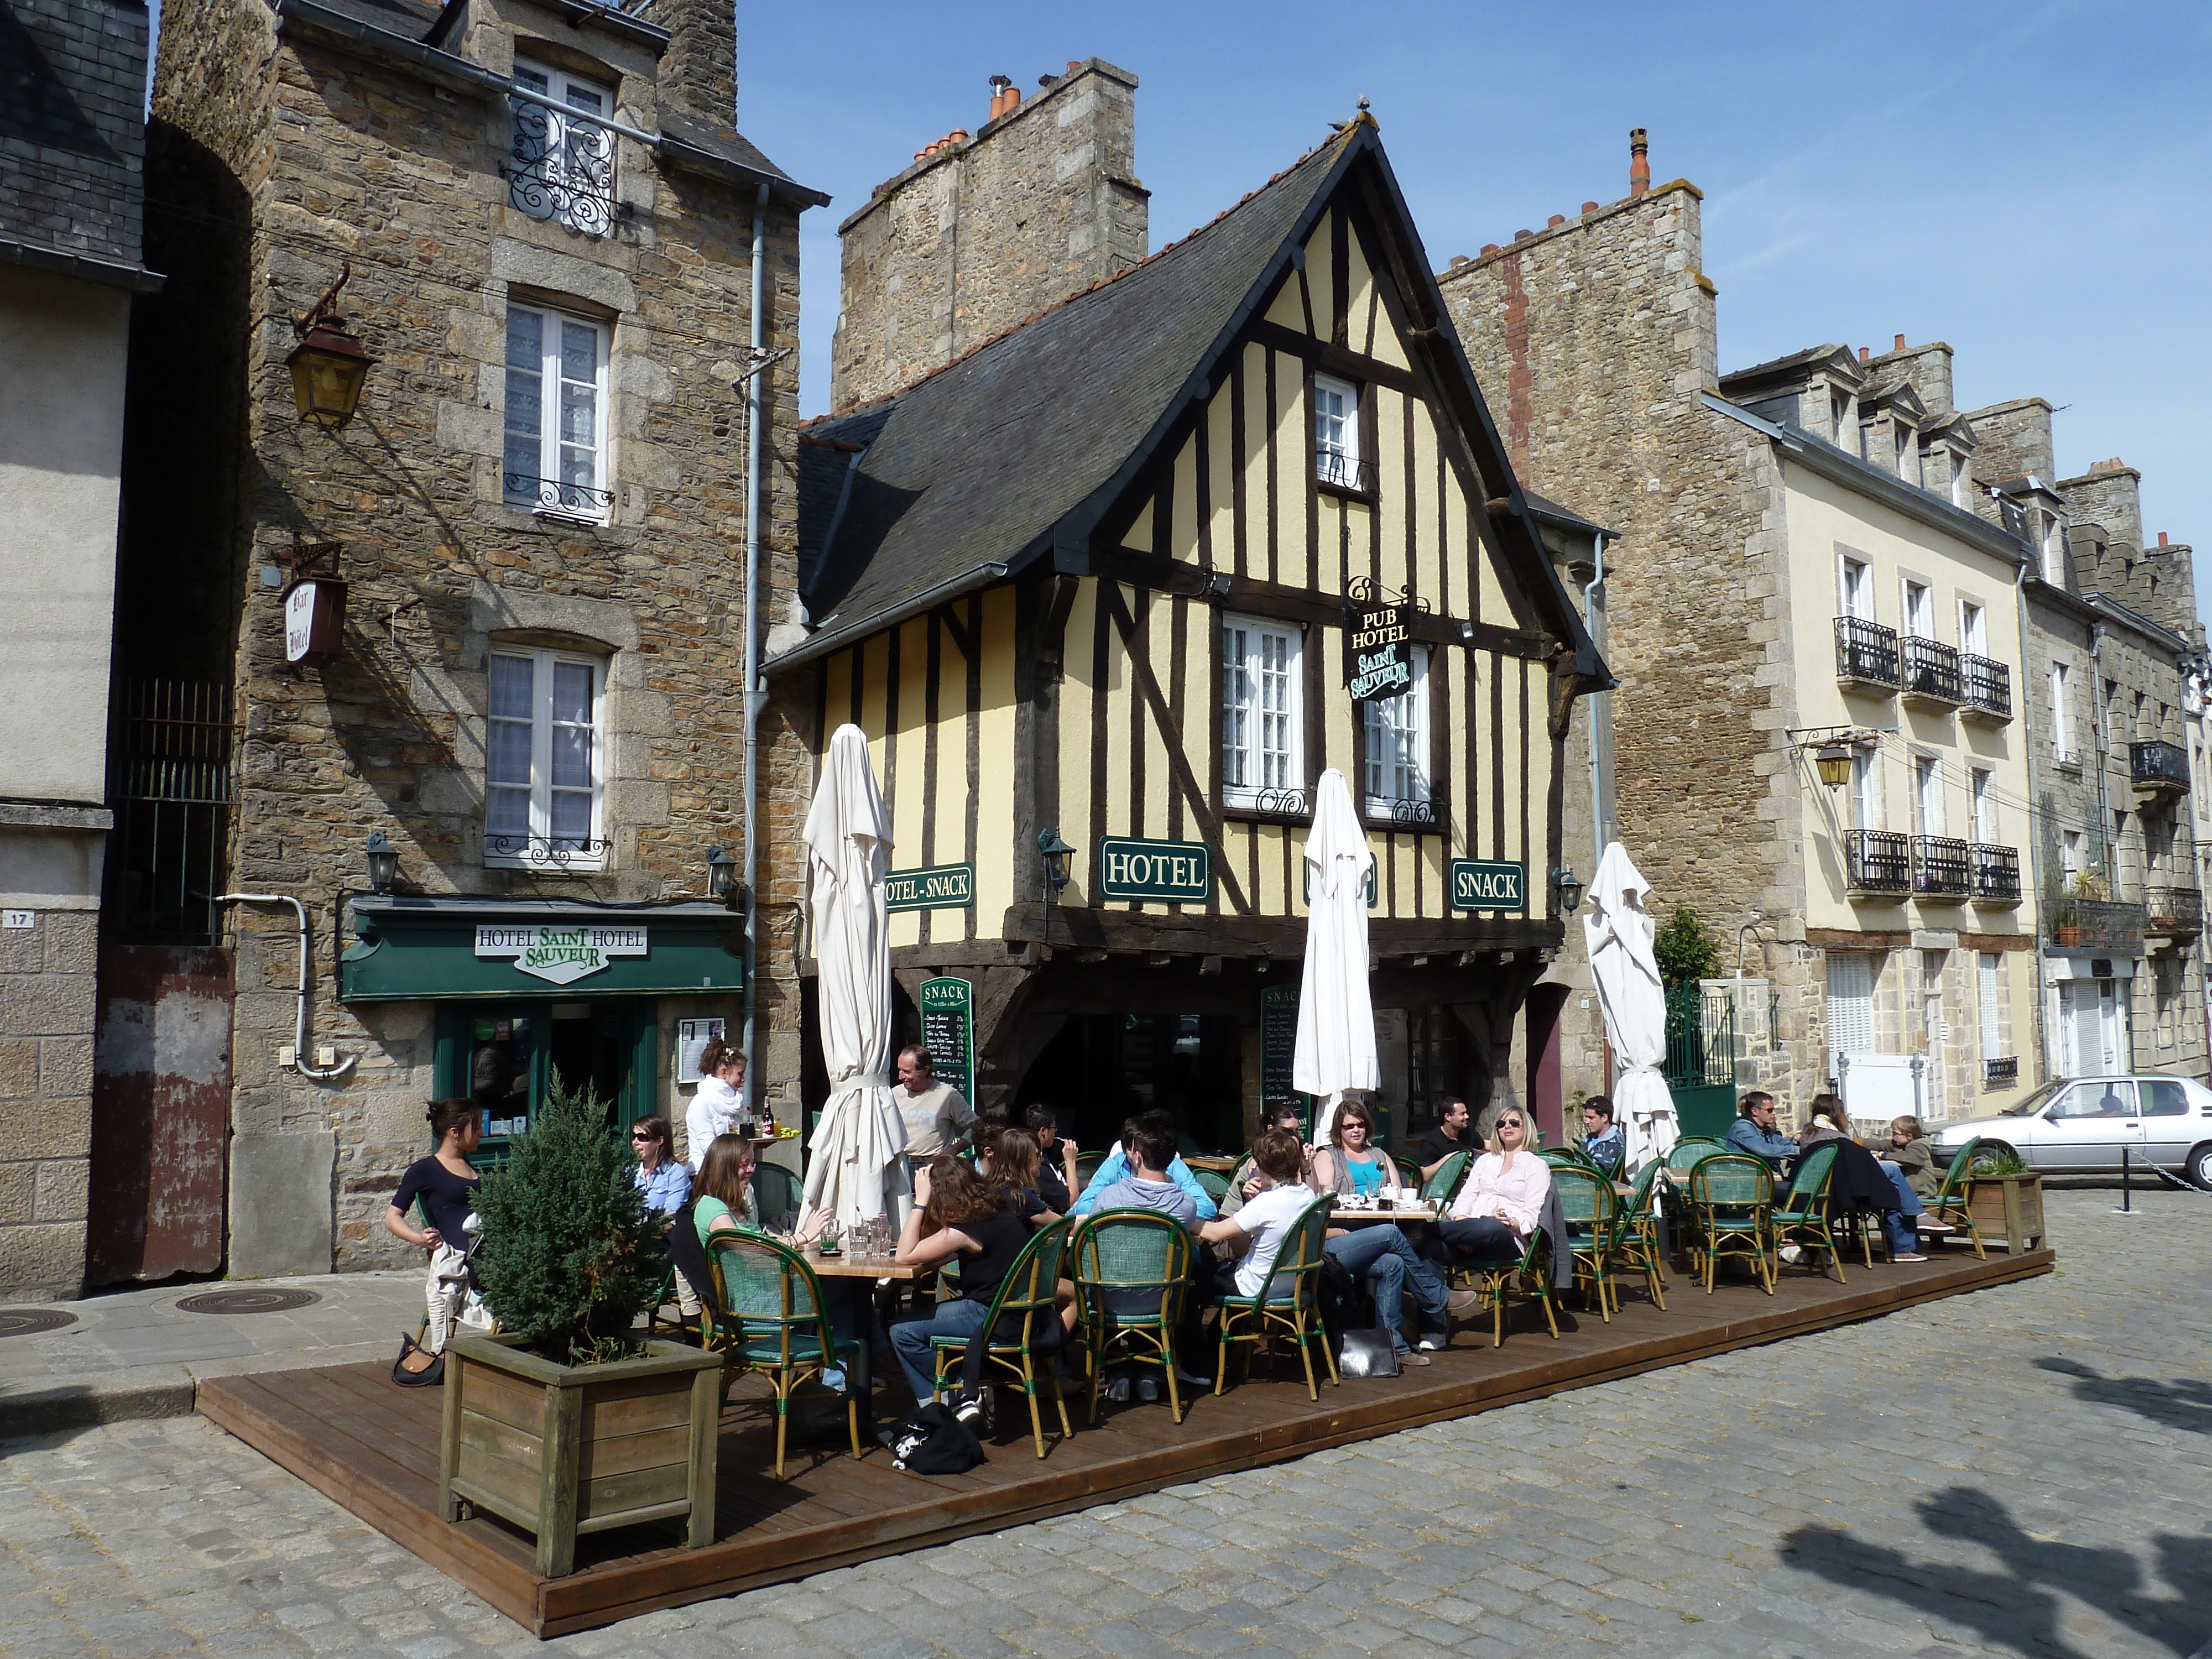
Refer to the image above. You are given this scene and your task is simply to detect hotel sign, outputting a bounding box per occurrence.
[1345,596,1415,703]
[1097,836,1212,904]
[885,862,974,912]
[1448,860,1527,914]
[474,924,648,985]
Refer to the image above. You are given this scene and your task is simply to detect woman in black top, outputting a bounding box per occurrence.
[385,1099,488,1381]
[888,1156,1046,1406]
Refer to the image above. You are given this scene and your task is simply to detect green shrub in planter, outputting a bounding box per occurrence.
[471,1077,662,1360]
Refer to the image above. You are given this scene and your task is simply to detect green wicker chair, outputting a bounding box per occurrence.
[1579,1139,1626,1181]
[1923,1137,1986,1259]
[1191,1167,1233,1206]
[1770,1142,1846,1283]
[1538,1147,1597,1173]
[705,1230,861,1479]
[1552,1166,1620,1320]
[1214,1194,1339,1401]
[1610,1159,1668,1311]
[1071,1209,1194,1425]
[1074,1150,1109,1191]
[1437,1222,1558,1348]
[1421,1149,1473,1208]
[931,1218,1074,1459]
[1665,1138,1728,1177]
[1686,1153,1776,1295]
[750,1163,804,1233]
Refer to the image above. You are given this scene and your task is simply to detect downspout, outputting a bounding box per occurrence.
[1583,531,1610,869]
[742,180,768,1100]
[2012,555,2049,1088]
[216,893,358,1082]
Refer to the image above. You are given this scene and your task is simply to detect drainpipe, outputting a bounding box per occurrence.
[216,893,358,1082]
[1583,532,1610,869]
[2013,554,2051,1088]
[742,180,769,1102]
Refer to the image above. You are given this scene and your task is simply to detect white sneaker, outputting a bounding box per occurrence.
[1894,1253,1929,1263]
[1779,1244,1803,1265]
[1106,1375,1131,1404]
[1417,1336,1446,1352]
[1173,1365,1212,1388]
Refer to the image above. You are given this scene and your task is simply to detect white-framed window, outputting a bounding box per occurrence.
[2041,514,2066,585]
[1951,450,1974,509]
[1361,646,1431,817]
[2061,828,2082,885]
[1830,392,1855,450]
[2051,662,2072,754]
[1220,614,1302,807]
[1313,373,1363,491]
[1978,951,2002,1068]
[505,302,609,519]
[1971,768,1996,845]
[1902,578,1933,639]
[1895,425,1919,485]
[510,59,617,236]
[487,646,606,868]
[1913,753,1943,838]
[1839,554,1874,620]
[1959,599,1986,657]
[1850,748,1878,832]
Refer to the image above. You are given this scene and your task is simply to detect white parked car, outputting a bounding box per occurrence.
[1928,1074,2212,1188]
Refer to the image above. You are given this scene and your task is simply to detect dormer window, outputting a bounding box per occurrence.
[1950,450,1973,509]
[510,60,618,237]
[1830,392,1853,447]
[2040,514,2066,585]
[1313,374,1369,492]
[1895,426,1919,486]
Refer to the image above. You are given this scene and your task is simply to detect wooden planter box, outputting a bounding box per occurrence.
[1963,1172,2046,1254]
[440,1332,723,1577]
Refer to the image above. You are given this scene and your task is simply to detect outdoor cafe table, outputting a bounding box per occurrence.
[1329,1205,1439,1224]
[793,1248,917,1433]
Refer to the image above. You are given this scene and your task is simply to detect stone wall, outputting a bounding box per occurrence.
[0,909,96,1298]
[128,0,813,1274]
[830,59,1147,411]
[1964,398,2056,487]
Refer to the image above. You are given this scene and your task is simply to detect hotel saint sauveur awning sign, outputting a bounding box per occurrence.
[340,896,743,1001]
[474,924,647,985]
[1097,837,1212,903]
[1344,577,1418,703]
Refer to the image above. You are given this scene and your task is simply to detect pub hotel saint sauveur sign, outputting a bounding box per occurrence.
[1344,582,1415,703]
[474,924,648,985]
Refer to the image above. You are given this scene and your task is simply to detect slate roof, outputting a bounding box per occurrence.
[791,132,1354,652]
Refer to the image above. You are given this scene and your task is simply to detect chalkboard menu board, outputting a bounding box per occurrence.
[919,976,974,1106]
[1259,983,1309,1139]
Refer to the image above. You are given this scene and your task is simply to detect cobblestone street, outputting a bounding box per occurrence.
[3,1187,2206,1659]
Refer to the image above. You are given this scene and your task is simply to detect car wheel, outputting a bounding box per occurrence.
[1969,1142,2015,1173]
[2188,1143,2212,1192]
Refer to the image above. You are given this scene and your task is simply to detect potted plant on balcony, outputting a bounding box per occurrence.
[439,1078,722,1577]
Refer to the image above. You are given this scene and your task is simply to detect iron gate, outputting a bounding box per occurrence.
[1663,983,1738,1140]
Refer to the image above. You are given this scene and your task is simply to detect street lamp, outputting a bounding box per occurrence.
[1814,742,1854,789]
[364,830,398,895]
[705,843,742,908]
[1552,864,1585,916]
[286,262,377,429]
[1036,827,1075,896]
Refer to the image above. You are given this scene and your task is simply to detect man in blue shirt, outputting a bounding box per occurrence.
[1724,1092,1798,1176]
[1071,1113,1219,1221]
[1577,1097,1625,1175]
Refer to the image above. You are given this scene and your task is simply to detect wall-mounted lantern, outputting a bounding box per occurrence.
[1036,827,1076,897]
[286,262,377,429]
[706,843,743,909]
[1551,864,1585,916]
[364,830,398,895]
[1814,742,1854,789]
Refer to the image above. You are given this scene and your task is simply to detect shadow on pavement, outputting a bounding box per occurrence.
[1782,1486,2210,1658]
[2036,1355,2212,1435]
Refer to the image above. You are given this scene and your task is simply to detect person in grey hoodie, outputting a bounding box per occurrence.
[1084,1117,1207,1400]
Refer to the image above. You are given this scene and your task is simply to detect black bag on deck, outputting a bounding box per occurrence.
[1335,1328,1401,1379]
[886,1402,985,1475]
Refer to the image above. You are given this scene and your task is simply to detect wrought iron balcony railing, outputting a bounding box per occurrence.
[1984,1056,2019,1087]
[2130,739,2190,796]
[1913,835,1971,899]
[1314,448,1377,495]
[1971,843,2021,902]
[485,832,612,870]
[2047,897,2145,953]
[2053,747,2085,775]
[1231,785,1312,820]
[1900,635,1964,706]
[508,95,619,236]
[1845,829,1911,896]
[504,473,615,516]
[1365,795,1439,829]
[1834,616,1900,689]
[2146,885,2204,937]
[1960,653,2012,723]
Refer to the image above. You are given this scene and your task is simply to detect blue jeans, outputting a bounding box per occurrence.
[1325,1224,1448,1354]
[1874,1163,1924,1255]
[889,1296,987,1402]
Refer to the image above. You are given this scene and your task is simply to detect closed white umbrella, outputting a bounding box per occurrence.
[1583,841,1679,1171]
[800,724,912,1230]
[1294,769,1378,1144]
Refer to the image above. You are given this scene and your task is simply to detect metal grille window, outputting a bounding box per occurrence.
[486,648,606,869]
[1313,373,1369,491]
[105,680,236,944]
[504,304,609,518]
[1221,615,1302,810]
[1361,646,1432,822]
[509,61,616,236]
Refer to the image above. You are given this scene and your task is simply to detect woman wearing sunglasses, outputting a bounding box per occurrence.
[629,1115,692,1218]
[1431,1109,1550,1260]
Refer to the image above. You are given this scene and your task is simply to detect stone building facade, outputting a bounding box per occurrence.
[828,59,1147,413]
[107,0,825,1279]
[1438,141,2072,1130]
[1,0,159,1298]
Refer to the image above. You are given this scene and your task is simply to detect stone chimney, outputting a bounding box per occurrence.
[1962,397,2055,486]
[1629,128,1649,195]
[654,0,737,124]
[831,58,1149,410]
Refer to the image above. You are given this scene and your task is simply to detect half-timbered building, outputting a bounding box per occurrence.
[775,116,1606,1154]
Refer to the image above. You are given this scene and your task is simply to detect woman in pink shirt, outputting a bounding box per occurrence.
[1430,1109,1551,1261]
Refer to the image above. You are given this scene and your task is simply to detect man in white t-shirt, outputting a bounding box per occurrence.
[895,1044,973,1173]
[1197,1128,1315,1297]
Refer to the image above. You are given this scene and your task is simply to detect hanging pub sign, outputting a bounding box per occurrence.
[1343,577,1416,703]
[282,576,347,665]
[919,976,974,1106]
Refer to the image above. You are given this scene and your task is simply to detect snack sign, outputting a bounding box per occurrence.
[474,924,648,985]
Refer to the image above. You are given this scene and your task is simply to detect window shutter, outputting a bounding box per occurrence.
[1826,952,1876,1078]
[1978,953,2001,1065]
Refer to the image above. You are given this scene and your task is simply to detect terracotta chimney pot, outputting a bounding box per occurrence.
[1629,127,1650,195]
[1582,200,1599,213]
[1480,242,1500,256]
[1894,333,1907,351]
[2159,531,2171,547]
[1859,347,1870,361]
[1547,213,1565,227]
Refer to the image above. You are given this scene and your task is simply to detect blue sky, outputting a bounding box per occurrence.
[734,2,2211,623]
